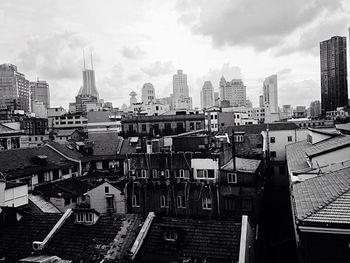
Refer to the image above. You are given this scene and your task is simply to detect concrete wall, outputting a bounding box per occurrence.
[88,182,126,214]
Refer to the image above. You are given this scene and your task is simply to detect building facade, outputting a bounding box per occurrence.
[219,77,246,107]
[320,36,348,116]
[141,83,155,104]
[0,64,30,112]
[200,81,214,110]
[173,70,192,109]
[30,80,50,109]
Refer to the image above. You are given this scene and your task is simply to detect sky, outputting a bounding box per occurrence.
[1,0,350,109]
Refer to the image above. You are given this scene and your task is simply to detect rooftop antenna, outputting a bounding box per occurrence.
[83,49,86,69]
[90,49,94,69]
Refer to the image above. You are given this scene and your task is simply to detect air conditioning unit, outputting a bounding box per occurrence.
[32,241,43,251]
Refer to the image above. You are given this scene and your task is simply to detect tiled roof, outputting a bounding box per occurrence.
[224,122,299,135]
[34,178,93,199]
[304,135,350,157]
[0,212,62,263]
[221,157,261,173]
[28,194,62,213]
[45,141,85,160]
[336,123,350,132]
[0,146,77,180]
[88,132,123,156]
[286,140,313,173]
[43,213,143,262]
[137,217,242,263]
[293,166,350,226]
[119,138,137,156]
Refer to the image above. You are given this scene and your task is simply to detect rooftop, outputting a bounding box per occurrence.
[137,217,242,263]
[224,122,300,135]
[286,140,313,174]
[0,212,62,263]
[34,178,93,199]
[304,135,350,157]
[221,157,261,173]
[0,146,77,180]
[88,132,123,156]
[293,166,350,226]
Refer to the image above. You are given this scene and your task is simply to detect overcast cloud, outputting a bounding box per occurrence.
[0,0,349,108]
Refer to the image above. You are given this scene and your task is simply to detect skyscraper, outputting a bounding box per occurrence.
[0,64,30,112]
[141,83,155,104]
[30,80,50,109]
[263,74,278,114]
[309,100,321,118]
[320,36,348,116]
[173,70,192,109]
[219,77,246,107]
[200,81,214,109]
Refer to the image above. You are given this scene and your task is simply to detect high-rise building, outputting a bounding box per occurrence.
[263,74,278,113]
[75,52,100,114]
[0,64,30,112]
[30,80,50,109]
[219,77,246,107]
[173,70,192,109]
[309,100,321,118]
[141,83,155,104]
[320,36,348,116]
[200,81,214,109]
[259,95,264,108]
[214,92,220,107]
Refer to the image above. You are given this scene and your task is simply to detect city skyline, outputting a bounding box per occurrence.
[1,0,350,109]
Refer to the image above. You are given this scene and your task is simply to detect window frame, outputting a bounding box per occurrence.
[202,197,212,210]
[132,195,140,207]
[160,195,169,208]
[227,172,237,184]
[176,195,186,208]
[270,137,275,143]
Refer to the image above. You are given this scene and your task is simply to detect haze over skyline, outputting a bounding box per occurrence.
[1,0,350,109]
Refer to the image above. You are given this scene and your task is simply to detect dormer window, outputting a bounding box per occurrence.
[153,169,158,178]
[227,173,237,184]
[75,211,96,224]
[164,230,177,241]
[138,169,147,178]
[175,169,185,178]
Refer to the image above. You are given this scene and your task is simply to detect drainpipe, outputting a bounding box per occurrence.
[33,208,73,251]
[231,131,236,171]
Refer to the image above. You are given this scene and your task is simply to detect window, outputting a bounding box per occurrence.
[138,170,148,178]
[164,231,177,241]
[224,198,235,211]
[202,197,212,210]
[29,137,31,142]
[242,199,253,212]
[86,213,93,222]
[53,169,59,180]
[270,137,275,143]
[197,169,215,179]
[189,122,194,130]
[62,168,70,175]
[176,169,185,178]
[160,195,169,208]
[234,134,244,143]
[142,124,146,131]
[76,213,84,222]
[72,166,78,173]
[177,196,186,208]
[270,151,277,158]
[287,136,292,142]
[165,169,170,178]
[132,195,140,207]
[152,169,158,178]
[105,186,109,193]
[227,173,237,184]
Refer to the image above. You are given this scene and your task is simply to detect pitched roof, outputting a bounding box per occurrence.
[0,146,77,180]
[293,166,350,226]
[221,157,261,173]
[137,217,242,263]
[43,213,143,262]
[45,141,84,160]
[88,132,123,156]
[286,140,313,174]
[28,194,62,213]
[119,137,137,156]
[34,178,93,199]
[304,135,350,157]
[0,213,61,263]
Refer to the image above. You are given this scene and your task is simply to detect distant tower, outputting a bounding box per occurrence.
[220,77,246,107]
[129,91,138,105]
[141,83,155,104]
[78,50,99,99]
[30,80,50,109]
[200,81,214,109]
[173,70,192,109]
[219,76,226,102]
[320,36,348,115]
[263,74,278,113]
